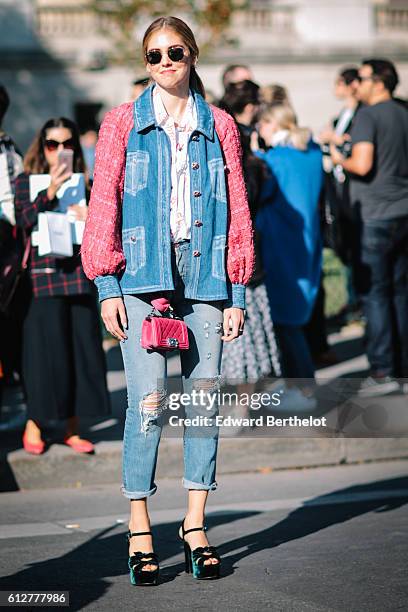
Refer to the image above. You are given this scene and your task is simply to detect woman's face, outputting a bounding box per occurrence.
[43,127,73,169]
[145,28,193,92]
[258,117,279,146]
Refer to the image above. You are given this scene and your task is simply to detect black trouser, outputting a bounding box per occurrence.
[23,294,111,423]
[360,216,408,377]
[304,279,329,358]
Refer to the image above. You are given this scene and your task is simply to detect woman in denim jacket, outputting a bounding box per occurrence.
[82,17,254,584]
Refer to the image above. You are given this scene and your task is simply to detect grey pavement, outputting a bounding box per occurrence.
[0,460,407,611]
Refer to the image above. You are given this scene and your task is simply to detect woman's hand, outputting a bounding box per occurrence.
[67,204,88,222]
[101,297,128,341]
[222,307,245,342]
[318,126,334,144]
[47,163,72,200]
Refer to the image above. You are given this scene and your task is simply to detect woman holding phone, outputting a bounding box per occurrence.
[14,117,110,456]
[82,17,254,585]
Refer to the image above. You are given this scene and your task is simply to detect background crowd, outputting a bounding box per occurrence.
[1,56,407,453]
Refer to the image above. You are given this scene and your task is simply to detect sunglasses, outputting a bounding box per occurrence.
[44,138,75,151]
[145,46,186,65]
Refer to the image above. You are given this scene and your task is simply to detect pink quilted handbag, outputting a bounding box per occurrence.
[141,298,189,351]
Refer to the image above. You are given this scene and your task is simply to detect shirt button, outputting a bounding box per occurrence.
[192,162,199,169]
[193,250,201,257]
[193,191,201,197]
[194,219,203,227]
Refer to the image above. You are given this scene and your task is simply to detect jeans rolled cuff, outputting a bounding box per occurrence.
[182,478,217,491]
[121,484,157,499]
[94,274,123,302]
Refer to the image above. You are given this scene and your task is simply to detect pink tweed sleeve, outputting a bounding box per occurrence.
[81,102,134,280]
[212,105,255,286]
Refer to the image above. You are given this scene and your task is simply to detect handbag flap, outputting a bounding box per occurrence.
[151,317,189,349]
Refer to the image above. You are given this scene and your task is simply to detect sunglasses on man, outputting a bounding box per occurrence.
[356,75,377,83]
[44,138,75,151]
[145,45,187,65]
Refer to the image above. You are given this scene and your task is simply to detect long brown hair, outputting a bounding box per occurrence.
[142,16,205,98]
[24,117,86,174]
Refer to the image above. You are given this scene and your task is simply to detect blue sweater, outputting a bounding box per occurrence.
[255,141,323,325]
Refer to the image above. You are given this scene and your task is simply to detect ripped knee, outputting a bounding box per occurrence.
[139,389,167,434]
[141,390,167,409]
[192,376,221,394]
[190,376,221,416]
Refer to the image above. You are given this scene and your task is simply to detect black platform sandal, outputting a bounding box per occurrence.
[127,531,159,586]
[179,519,220,580]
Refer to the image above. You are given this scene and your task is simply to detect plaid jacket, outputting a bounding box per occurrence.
[14,172,93,298]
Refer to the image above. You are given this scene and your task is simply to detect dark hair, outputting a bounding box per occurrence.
[339,67,359,85]
[24,117,86,175]
[222,64,251,88]
[220,80,260,116]
[362,58,399,93]
[142,16,205,98]
[0,84,10,125]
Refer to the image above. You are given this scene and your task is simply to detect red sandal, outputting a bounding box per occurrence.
[22,431,45,455]
[63,436,94,454]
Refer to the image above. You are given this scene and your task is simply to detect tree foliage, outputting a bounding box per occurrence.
[88,0,246,65]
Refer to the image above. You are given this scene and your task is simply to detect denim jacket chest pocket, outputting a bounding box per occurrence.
[124,151,149,196]
[208,158,227,203]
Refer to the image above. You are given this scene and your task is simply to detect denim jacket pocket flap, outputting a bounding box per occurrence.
[122,227,146,276]
[124,151,149,196]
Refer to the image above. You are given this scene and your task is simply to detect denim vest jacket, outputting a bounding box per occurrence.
[94,86,246,308]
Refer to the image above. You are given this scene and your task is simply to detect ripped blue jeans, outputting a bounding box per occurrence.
[120,241,224,499]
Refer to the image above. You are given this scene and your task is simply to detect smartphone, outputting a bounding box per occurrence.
[57,149,74,174]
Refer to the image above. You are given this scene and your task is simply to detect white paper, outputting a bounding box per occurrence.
[71,220,85,244]
[38,212,73,258]
[29,173,86,244]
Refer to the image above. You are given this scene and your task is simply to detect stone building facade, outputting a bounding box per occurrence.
[1,0,408,150]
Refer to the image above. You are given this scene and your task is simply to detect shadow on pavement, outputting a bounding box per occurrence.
[218,475,408,574]
[0,512,254,609]
[0,475,407,608]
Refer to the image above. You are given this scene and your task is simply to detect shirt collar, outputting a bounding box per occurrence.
[153,87,196,130]
[134,84,214,140]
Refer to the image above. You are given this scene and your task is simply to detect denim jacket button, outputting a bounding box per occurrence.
[194,219,203,227]
[192,162,199,169]
[193,250,201,257]
[193,191,201,197]
[192,134,199,141]
[130,236,136,242]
